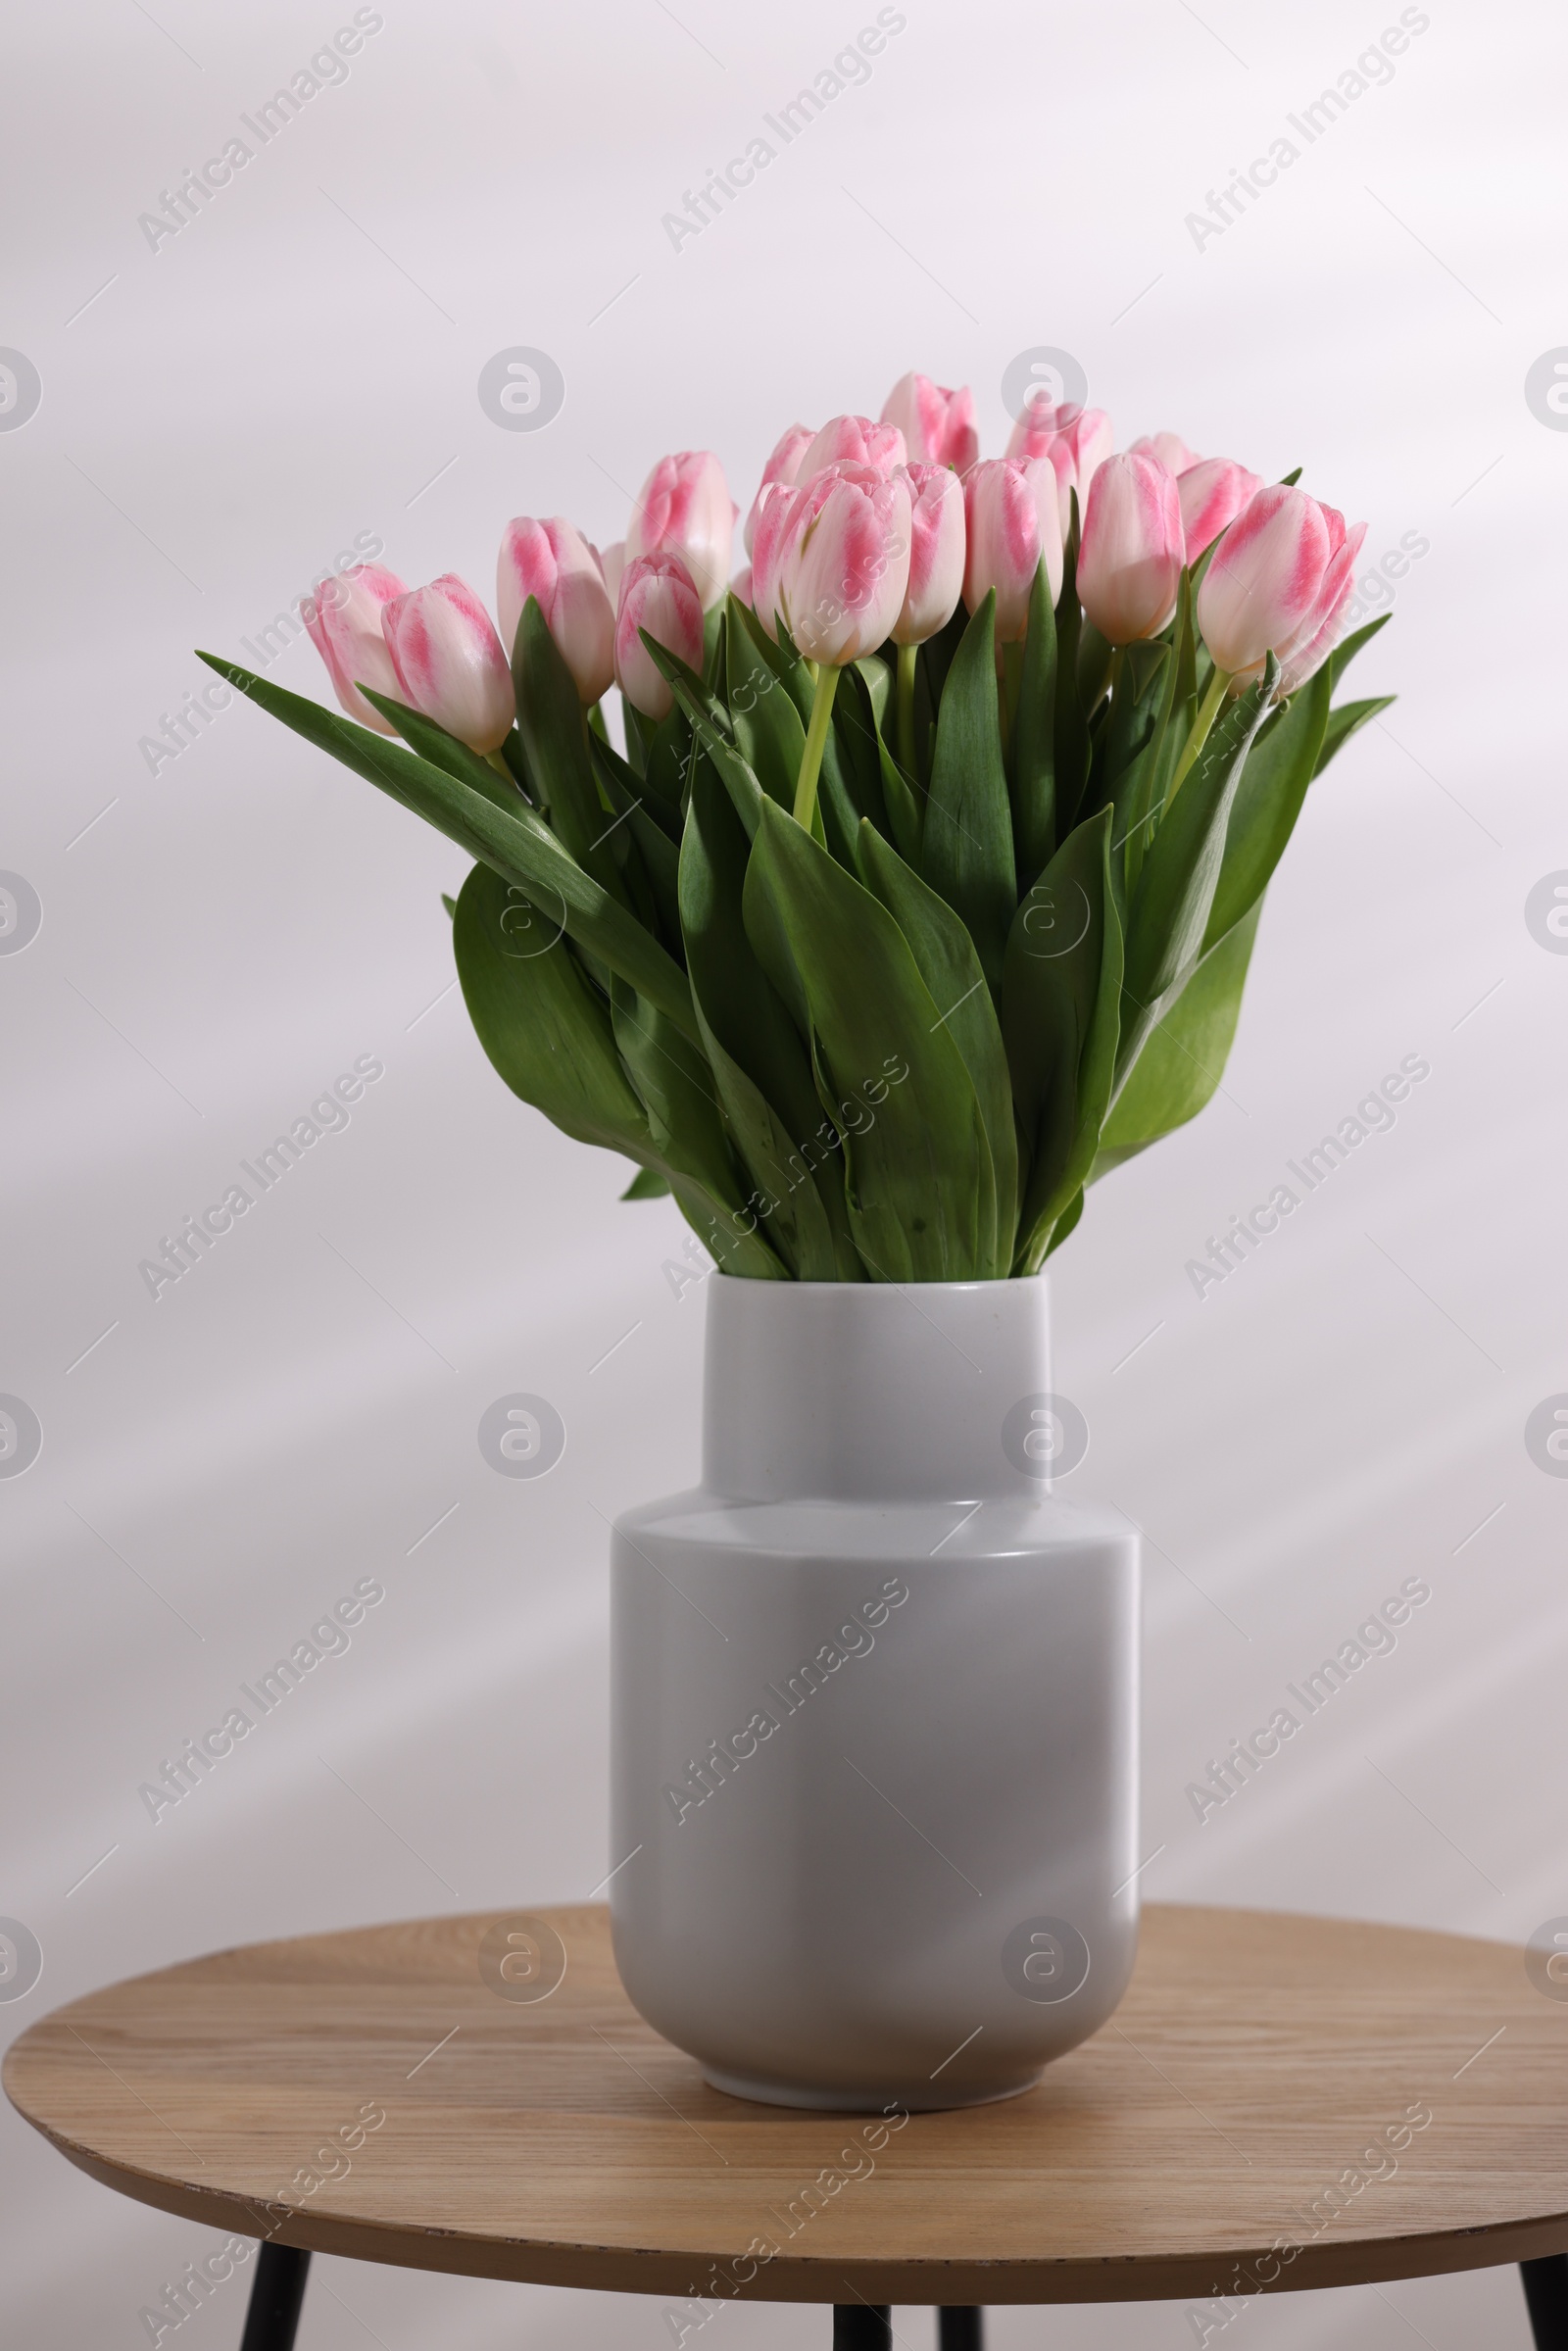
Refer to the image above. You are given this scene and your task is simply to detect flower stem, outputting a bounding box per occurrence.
[484,750,513,780]
[793,661,841,831]
[896,641,917,777]
[1167,664,1231,804]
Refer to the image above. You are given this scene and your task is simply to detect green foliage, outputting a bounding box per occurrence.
[201,551,1393,1282]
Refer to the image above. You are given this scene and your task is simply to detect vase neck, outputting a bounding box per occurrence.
[701,1276,1054,1503]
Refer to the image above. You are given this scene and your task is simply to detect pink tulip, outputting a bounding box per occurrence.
[1277,514,1368,694]
[1005,402,1113,530]
[731,563,754,611]
[1077,454,1185,647]
[1128,431,1199,475]
[891,464,965,645]
[303,563,407,734]
[1197,486,1356,680]
[743,423,813,557]
[597,539,627,610]
[625,451,734,612]
[749,479,797,644]
[497,516,614,704]
[382,575,514,754]
[880,372,979,474]
[614,553,706,720]
[773,462,912,666]
[961,458,1063,642]
[797,414,907,486]
[1178,458,1264,564]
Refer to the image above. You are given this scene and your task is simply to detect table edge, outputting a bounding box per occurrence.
[13,2105,1568,2304]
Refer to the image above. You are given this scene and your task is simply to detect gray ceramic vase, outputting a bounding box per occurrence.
[610,1273,1141,2111]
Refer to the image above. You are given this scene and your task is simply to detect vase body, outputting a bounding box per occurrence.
[609,1275,1140,2111]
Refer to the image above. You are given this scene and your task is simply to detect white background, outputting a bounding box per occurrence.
[2,0,1566,2344]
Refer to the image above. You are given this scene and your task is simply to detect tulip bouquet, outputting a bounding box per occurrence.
[198,372,1391,1283]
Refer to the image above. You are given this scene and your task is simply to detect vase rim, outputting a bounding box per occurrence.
[711,1271,1048,1295]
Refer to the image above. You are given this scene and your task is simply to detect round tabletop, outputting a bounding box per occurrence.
[5,1903,1567,2306]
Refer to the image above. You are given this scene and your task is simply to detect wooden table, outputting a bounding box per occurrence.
[6,1904,1568,2349]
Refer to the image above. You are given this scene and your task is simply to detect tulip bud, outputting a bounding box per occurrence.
[382,575,514,754]
[1127,431,1199,475]
[497,516,614,704]
[597,539,627,611]
[774,462,912,666]
[961,458,1063,641]
[796,414,907,486]
[303,563,407,734]
[743,423,813,557]
[891,463,965,645]
[1196,486,1338,679]
[880,372,979,474]
[730,564,754,612]
[749,479,796,645]
[1077,454,1185,647]
[625,451,734,612]
[614,553,706,720]
[1005,402,1113,530]
[1277,515,1367,695]
[1177,458,1264,564]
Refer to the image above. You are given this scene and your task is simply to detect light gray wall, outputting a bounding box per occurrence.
[2,1,1562,2345]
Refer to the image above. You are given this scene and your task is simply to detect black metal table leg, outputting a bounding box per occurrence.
[240,2244,312,2351]
[1523,2257,1568,2350]
[938,2312,984,2351]
[832,2307,890,2351]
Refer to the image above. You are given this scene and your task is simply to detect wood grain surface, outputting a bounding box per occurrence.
[6,1903,1568,2305]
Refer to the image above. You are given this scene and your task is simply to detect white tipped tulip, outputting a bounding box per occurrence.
[382,575,514,754]
[1177,459,1263,564]
[597,538,627,611]
[880,372,978,473]
[1276,517,1368,695]
[625,451,734,612]
[1005,402,1113,529]
[303,563,407,733]
[1127,430,1199,475]
[497,516,614,703]
[748,480,796,644]
[743,423,813,557]
[614,553,706,720]
[892,464,965,645]
[1196,485,1344,679]
[1076,454,1185,647]
[961,458,1063,640]
[797,413,907,485]
[774,463,912,666]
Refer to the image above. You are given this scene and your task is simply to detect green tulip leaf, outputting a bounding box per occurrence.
[610,979,788,1280]
[1010,558,1057,891]
[746,798,992,1281]
[681,753,856,1280]
[922,590,1015,996]
[1201,660,1330,954]
[643,636,769,840]
[197,653,700,1045]
[1004,806,1123,1273]
[857,821,1015,1275]
[1327,612,1391,685]
[1054,498,1093,837]
[1118,661,1274,1080]
[512,599,632,906]
[454,862,655,1160]
[1314,694,1396,777]
[1094,895,1263,1177]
